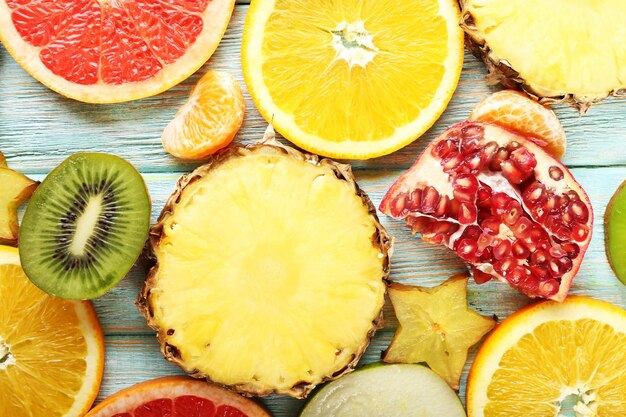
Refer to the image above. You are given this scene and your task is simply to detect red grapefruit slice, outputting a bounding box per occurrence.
[85,377,271,417]
[0,0,235,103]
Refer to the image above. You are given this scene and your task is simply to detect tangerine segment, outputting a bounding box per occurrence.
[162,70,245,160]
[467,296,626,417]
[86,376,271,417]
[242,0,464,159]
[0,245,104,417]
[0,0,236,102]
[469,90,566,158]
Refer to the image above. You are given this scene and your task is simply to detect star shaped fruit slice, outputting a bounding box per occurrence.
[383,274,496,390]
[0,153,38,245]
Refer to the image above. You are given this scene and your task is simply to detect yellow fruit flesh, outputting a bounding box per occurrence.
[484,318,626,416]
[466,0,626,99]
[384,277,495,389]
[150,152,387,393]
[0,263,90,416]
[244,0,463,158]
[0,168,37,243]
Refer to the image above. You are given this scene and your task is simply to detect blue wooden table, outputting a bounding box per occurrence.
[2,4,626,416]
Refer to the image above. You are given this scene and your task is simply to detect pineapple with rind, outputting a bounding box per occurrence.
[460,0,626,113]
[137,128,391,398]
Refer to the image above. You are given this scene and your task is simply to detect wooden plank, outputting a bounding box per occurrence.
[1,6,625,175]
[23,165,617,337]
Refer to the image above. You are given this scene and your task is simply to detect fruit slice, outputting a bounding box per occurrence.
[138,129,391,397]
[300,363,466,417]
[0,244,104,417]
[0,166,38,245]
[469,90,566,158]
[162,70,245,160]
[467,296,626,417]
[86,376,271,417]
[0,0,236,103]
[379,121,593,301]
[0,151,7,167]
[242,0,464,159]
[460,0,626,113]
[605,180,626,285]
[19,153,151,299]
[383,275,496,389]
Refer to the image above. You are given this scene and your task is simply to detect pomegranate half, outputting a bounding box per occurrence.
[380,121,592,301]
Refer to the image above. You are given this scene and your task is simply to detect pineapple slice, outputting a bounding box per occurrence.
[383,275,496,390]
[460,0,626,112]
[0,159,38,245]
[138,129,391,398]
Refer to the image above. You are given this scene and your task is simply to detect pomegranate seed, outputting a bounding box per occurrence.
[560,242,580,258]
[481,141,499,165]
[537,239,551,250]
[473,268,493,284]
[461,124,484,141]
[549,166,564,181]
[567,190,581,202]
[421,186,440,214]
[453,174,479,191]
[491,192,511,214]
[537,279,560,298]
[477,233,494,252]
[545,195,559,214]
[432,140,457,158]
[531,249,549,265]
[434,195,449,218]
[480,246,494,263]
[507,266,527,284]
[501,161,528,184]
[454,189,474,202]
[464,225,482,240]
[568,201,590,223]
[494,259,515,275]
[532,206,548,222]
[523,182,546,206]
[510,147,537,173]
[407,215,429,233]
[464,152,482,172]
[458,202,477,224]
[493,240,512,260]
[553,225,572,241]
[558,194,570,209]
[548,257,572,278]
[447,199,460,218]
[503,200,522,225]
[389,192,408,217]
[456,238,478,261]
[529,265,549,279]
[442,152,463,172]
[572,223,590,242]
[561,211,573,225]
[460,137,480,155]
[512,217,533,239]
[432,221,459,236]
[477,185,492,203]
[549,245,567,258]
[506,141,521,152]
[490,148,509,171]
[407,189,422,211]
[481,217,501,235]
[512,240,530,259]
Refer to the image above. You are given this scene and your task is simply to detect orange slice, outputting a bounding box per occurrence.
[467,296,626,417]
[86,376,271,417]
[242,0,464,159]
[162,70,245,160]
[0,0,236,103]
[469,90,567,158]
[0,245,104,417]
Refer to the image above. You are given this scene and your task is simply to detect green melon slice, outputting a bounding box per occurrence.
[300,363,466,417]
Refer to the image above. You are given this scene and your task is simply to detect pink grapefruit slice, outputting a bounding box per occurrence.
[85,376,271,417]
[0,0,235,103]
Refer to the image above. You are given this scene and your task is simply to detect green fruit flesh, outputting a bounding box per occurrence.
[300,364,465,417]
[19,153,151,299]
[606,181,626,285]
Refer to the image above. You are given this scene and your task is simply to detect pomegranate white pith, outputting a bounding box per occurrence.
[380,121,592,301]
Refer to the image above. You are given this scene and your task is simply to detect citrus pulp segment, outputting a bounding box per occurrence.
[86,376,271,417]
[0,0,236,103]
[162,70,245,160]
[467,296,626,417]
[0,245,104,417]
[242,0,464,159]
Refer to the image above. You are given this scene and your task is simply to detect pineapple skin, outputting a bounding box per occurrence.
[459,0,626,114]
[136,133,392,398]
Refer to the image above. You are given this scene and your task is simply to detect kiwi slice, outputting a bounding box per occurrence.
[606,180,626,285]
[19,153,151,299]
